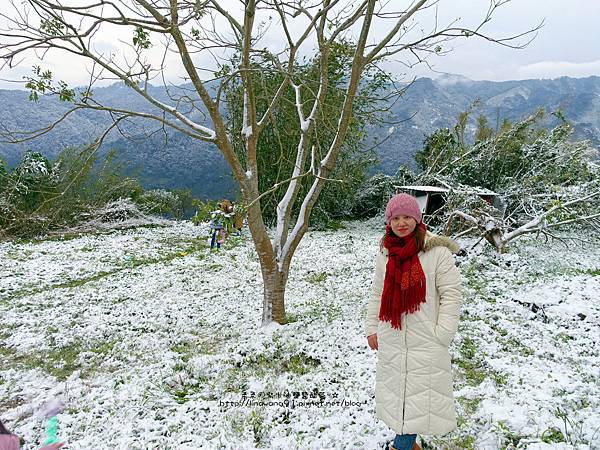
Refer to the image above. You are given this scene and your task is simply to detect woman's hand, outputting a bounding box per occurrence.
[367,333,378,350]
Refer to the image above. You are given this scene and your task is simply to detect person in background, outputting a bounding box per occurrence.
[364,193,463,450]
[209,199,234,249]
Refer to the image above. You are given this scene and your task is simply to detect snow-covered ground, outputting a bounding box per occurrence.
[0,219,599,450]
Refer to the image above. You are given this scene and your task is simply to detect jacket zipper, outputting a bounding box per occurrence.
[401,322,408,433]
[402,252,423,432]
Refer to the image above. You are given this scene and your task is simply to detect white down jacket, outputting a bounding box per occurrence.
[364,231,463,436]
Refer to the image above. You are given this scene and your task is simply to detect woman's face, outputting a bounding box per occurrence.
[390,215,417,238]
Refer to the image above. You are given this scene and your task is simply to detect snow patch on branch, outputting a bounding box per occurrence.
[300,119,309,133]
[152,98,216,140]
[293,84,307,128]
[242,125,253,138]
[242,88,252,139]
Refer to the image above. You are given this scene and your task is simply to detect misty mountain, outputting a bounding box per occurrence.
[1,75,599,200]
[369,75,600,172]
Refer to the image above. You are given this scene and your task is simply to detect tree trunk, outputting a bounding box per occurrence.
[261,267,288,325]
[244,197,290,326]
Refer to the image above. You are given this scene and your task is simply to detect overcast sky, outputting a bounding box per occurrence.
[0,0,599,90]
[400,0,600,81]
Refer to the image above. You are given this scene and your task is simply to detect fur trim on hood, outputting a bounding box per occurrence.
[423,231,461,254]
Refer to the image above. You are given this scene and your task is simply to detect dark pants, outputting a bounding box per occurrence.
[210,229,220,249]
[393,434,417,450]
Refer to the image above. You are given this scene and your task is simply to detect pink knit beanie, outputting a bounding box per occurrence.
[384,193,422,225]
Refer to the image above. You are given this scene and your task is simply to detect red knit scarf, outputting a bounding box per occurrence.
[379,222,427,329]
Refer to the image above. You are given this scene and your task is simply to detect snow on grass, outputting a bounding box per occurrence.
[0,222,205,301]
[0,218,599,449]
[448,233,600,450]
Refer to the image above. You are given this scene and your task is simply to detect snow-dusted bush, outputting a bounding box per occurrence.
[136,188,181,217]
[416,110,600,250]
[351,173,397,219]
[0,151,60,237]
[351,166,416,219]
[191,199,219,225]
[68,197,169,232]
[0,146,170,239]
[5,151,58,202]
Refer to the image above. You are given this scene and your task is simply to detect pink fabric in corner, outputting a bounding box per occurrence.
[0,435,20,450]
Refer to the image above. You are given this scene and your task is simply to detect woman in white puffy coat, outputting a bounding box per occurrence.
[364,193,463,450]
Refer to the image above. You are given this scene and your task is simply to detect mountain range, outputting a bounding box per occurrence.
[1,74,599,200]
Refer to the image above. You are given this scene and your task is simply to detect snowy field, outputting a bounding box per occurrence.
[0,218,599,450]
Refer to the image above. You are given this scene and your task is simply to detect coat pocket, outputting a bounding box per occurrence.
[433,324,455,347]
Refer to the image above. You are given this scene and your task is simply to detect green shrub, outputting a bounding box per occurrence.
[0,145,166,238]
[136,189,181,217]
[0,157,8,191]
[351,166,416,219]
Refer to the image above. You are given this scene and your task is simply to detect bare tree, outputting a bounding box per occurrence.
[0,0,539,325]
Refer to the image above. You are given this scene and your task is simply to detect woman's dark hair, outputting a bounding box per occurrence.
[0,419,11,434]
[379,222,426,253]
